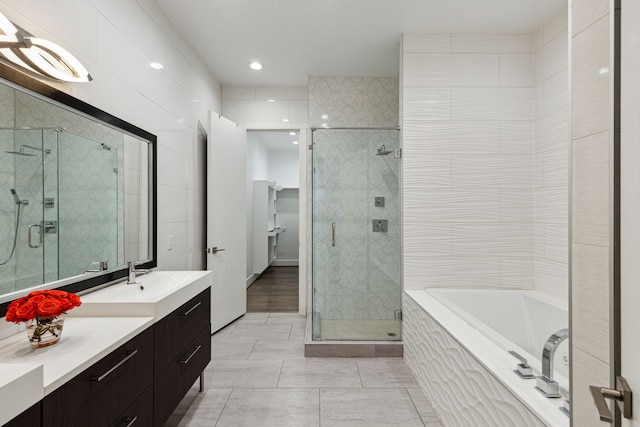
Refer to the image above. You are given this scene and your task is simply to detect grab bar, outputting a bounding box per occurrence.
[331,222,336,247]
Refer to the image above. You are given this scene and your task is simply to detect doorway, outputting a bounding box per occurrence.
[246,130,301,312]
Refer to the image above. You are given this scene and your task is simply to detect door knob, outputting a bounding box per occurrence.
[207,247,225,254]
[589,376,633,422]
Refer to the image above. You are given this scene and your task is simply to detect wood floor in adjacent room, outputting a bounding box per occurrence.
[247,266,299,312]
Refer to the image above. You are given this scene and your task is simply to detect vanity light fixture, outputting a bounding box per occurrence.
[150,62,164,70]
[249,61,263,71]
[0,11,91,82]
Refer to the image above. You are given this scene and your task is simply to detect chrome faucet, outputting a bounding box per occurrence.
[127,261,149,284]
[535,328,569,398]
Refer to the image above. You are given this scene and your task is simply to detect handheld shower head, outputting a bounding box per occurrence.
[10,189,20,204]
[10,189,27,205]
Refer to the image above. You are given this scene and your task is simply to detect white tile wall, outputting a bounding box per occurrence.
[402,33,535,290]
[533,13,569,300]
[0,0,223,272]
[402,21,568,298]
[222,86,309,129]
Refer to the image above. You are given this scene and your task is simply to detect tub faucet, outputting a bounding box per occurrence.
[535,328,569,398]
[127,261,149,284]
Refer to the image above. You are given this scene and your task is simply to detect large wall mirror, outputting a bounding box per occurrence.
[0,64,157,316]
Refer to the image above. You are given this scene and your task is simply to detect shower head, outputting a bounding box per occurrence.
[10,189,19,204]
[5,145,51,156]
[376,145,393,156]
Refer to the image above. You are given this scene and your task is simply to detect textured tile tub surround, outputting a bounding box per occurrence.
[403,293,553,427]
[402,26,568,299]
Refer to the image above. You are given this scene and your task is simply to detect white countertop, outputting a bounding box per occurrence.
[0,363,43,426]
[0,317,154,396]
[0,270,211,424]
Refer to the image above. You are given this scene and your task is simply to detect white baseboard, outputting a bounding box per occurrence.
[271,260,299,267]
[246,273,259,288]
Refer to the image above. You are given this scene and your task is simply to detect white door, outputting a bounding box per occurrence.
[207,113,247,333]
[621,0,640,425]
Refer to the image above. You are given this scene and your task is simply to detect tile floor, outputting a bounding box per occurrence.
[164,312,442,427]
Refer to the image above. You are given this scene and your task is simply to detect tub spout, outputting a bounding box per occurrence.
[535,328,569,398]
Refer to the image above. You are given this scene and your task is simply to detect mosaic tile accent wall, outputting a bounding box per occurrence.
[312,129,401,321]
[308,77,399,128]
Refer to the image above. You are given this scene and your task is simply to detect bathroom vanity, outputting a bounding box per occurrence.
[0,271,212,427]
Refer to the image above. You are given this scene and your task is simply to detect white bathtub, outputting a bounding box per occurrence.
[404,289,569,427]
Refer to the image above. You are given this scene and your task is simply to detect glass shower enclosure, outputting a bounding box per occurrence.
[0,127,119,295]
[312,128,401,341]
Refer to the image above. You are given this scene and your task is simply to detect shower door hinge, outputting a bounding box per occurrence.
[394,310,403,320]
[394,148,402,158]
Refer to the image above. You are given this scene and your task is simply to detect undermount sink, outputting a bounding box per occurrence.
[0,363,43,426]
[68,270,212,320]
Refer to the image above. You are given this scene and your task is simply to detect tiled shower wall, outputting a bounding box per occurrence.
[402,27,568,298]
[402,34,535,290]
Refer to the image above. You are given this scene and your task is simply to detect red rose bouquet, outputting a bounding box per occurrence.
[6,290,81,347]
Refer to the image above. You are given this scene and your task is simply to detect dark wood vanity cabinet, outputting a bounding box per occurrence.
[153,288,211,426]
[42,327,154,427]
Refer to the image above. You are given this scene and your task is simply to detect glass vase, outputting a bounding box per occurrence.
[26,315,65,348]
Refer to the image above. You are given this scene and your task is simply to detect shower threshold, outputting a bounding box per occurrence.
[304,315,403,358]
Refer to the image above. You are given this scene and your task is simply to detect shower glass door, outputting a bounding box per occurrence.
[312,128,401,341]
[0,128,53,294]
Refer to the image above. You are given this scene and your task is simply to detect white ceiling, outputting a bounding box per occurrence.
[156,0,567,87]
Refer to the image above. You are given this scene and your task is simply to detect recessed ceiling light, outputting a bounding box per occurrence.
[289,131,296,136]
[249,61,263,71]
[150,62,164,70]
[282,118,290,123]
[267,99,276,103]
[292,141,299,145]
[321,114,329,120]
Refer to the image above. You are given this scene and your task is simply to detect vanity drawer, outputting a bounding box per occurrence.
[153,325,211,426]
[43,326,153,427]
[154,287,210,373]
[108,385,153,427]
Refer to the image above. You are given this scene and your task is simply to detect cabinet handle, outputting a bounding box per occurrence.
[180,345,202,364]
[91,349,138,382]
[180,301,202,316]
[124,416,138,427]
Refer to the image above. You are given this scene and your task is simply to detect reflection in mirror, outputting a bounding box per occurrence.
[0,73,155,311]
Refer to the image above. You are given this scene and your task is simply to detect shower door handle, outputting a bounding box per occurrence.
[331,222,336,247]
[28,224,42,248]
